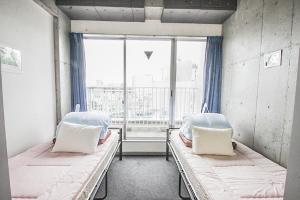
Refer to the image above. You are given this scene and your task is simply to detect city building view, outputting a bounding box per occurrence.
[84,39,206,138]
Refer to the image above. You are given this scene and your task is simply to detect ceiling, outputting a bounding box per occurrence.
[59,6,145,21]
[56,0,236,24]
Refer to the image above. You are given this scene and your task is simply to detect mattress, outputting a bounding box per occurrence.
[9,131,119,200]
[170,131,286,200]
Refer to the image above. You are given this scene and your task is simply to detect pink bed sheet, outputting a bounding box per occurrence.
[170,131,287,200]
[9,132,119,200]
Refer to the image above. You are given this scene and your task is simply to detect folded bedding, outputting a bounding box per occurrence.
[57,112,111,139]
[170,131,286,200]
[9,131,119,200]
[180,113,232,141]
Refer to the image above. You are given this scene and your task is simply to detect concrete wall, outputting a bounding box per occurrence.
[33,0,58,16]
[284,46,300,200]
[222,0,300,167]
[57,10,72,118]
[0,0,57,157]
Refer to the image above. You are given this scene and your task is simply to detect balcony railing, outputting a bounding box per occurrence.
[87,86,200,126]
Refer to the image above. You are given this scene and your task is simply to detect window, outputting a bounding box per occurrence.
[175,40,206,126]
[84,36,206,139]
[84,39,124,125]
[126,39,171,138]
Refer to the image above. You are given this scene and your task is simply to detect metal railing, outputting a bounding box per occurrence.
[87,86,200,126]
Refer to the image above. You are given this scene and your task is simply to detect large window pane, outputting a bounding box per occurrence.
[175,40,206,126]
[83,37,206,138]
[126,40,171,138]
[84,39,124,125]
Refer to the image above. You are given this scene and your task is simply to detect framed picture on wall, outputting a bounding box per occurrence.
[0,46,22,73]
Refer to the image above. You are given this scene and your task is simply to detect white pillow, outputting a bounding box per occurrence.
[192,127,235,156]
[52,122,102,154]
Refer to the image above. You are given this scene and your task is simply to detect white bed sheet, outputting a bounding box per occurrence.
[170,131,286,200]
[9,131,119,200]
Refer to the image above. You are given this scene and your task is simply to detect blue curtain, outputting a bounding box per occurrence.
[201,36,223,113]
[70,33,87,112]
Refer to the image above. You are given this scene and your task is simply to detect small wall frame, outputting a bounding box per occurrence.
[0,46,22,73]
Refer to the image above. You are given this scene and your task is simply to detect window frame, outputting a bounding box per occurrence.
[83,34,206,140]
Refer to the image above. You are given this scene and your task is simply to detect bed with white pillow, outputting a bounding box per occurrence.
[166,114,286,200]
[9,120,122,200]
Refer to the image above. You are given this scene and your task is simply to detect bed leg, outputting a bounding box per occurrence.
[94,172,108,200]
[119,128,122,161]
[166,129,169,161]
[119,142,122,161]
[178,173,191,200]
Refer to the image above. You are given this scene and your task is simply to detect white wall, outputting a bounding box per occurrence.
[71,20,222,36]
[58,9,72,118]
[0,0,57,157]
[0,70,11,199]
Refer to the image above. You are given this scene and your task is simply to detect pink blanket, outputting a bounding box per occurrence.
[9,132,119,200]
[170,131,287,200]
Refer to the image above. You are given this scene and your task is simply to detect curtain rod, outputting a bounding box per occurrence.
[83,34,207,41]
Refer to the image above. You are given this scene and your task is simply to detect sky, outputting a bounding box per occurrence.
[84,39,206,87]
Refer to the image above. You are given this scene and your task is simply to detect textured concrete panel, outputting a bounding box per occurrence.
[33,0,58,16]
[60,6,99,20]
[226,58,260,147]
[145,0,164,7]
[145,6,163,20]
[220,62,232,114]
[222,0,299,167]
[221,57,260,148]
[60,5,145,21]
[161,9,234,24]
[132,8,146,22]
[292,0,300,45]
[261,0,293,53]
[56,0,144,7]
[95,7,144,22]
[222,0,263,66]
[254,48,290,162]
[284,43,300,200]
[280,45,299,166]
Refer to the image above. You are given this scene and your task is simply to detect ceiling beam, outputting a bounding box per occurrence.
[55,0,144,8]
[164,0,237,10]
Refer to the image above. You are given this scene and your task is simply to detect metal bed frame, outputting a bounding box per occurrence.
[166,128,199,200]
[88,127,123,200]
